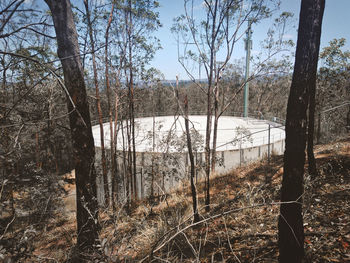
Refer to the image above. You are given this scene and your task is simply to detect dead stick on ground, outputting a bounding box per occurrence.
[224,217,241,263]
[0,215,16,240]
[142,200,302,262]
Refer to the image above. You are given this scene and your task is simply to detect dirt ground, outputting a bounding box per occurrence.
[1,136,349,262]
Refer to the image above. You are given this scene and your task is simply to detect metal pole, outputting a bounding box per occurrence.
[239,133,242,167]
[139,168,142,199]
[243,20,252,118]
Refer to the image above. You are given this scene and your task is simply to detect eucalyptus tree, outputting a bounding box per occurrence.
[1,0,96,257]
[278,0,325,262]
[249,58,293,119]
[317,38,350,142]
[248,11,294,116]
[110,0,161,201]
[83,0,109,206]
[104,0,117,208]
[0,0,56,161]
[172,0,278,211]
[0,0,71,190]
[45,0,100,254]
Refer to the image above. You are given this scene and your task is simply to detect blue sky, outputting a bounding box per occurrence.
[151,0,350,80]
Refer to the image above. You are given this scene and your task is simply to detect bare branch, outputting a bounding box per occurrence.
[0,0,25,32]
[0,51,89,127]
[143,199,303,262]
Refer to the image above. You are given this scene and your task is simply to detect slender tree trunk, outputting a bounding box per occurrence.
[151,85,156,201]
[211,99,219,172]
[128,0,137,200]
[84,0,108,205]
[1,54,7,100]
[35,131,40,168]
[123,6,135,202]
[47,91,59,173]
[105,1,116,207]
[176,76,180,114]
[120,117,129,207]
[184,95,200,223]
[126,114,133,200]
[211,64,219,173]
[112,94,119,203]
[204,0,219,212]
[45,0,100,253]
[47,100,52,169]
[278,1,325,262]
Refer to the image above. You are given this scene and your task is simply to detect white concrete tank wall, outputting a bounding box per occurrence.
[92,116,285,201]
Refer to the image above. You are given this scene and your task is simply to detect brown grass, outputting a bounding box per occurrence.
[3,136,349,262]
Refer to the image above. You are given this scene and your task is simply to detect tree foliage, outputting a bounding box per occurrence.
[317,38,350,141]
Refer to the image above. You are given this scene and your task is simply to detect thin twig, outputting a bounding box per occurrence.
[223,217,241,263]
[0,215,16,240]
[142,200,302,262]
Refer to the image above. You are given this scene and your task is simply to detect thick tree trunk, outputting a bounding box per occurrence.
[307,85,317,177]
[44,0,99,253]
[84,0,109,205]
[347,105,350,132]
[184,95,200,223]
[278,0,325,262]
[316,112,321,143]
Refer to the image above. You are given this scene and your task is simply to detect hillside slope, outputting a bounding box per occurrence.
[1,137,349,262]
[107,136,350,262]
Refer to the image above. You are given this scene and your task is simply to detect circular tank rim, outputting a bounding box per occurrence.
[92,115,285,153]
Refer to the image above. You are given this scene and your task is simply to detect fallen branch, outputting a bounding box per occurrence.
[142,199,302,262]
[0,215,16,240]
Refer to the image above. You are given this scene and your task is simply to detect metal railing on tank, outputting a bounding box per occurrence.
[91,110,285,126]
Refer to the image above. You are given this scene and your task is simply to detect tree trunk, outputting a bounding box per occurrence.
[127,0,137,200]
[84,0,109,205]
[278,1,325,262]
[123,5,135,202]
[204,0,219,212]
[105,0,116,208]
[35,131,40,168]
[44,0,99,253]
[347,105,350,132]
[184,95,200,223]
[211,64,219,173]
[316,112,321,143]
[307,83,317,177]
[112,94,119,204]
[120,117,129,207]
[126,114,133,201]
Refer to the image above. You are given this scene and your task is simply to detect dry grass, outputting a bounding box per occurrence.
[104,137,349,262]
[2,136,349,262]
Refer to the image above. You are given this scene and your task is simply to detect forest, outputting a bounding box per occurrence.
[0,0,349,262]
